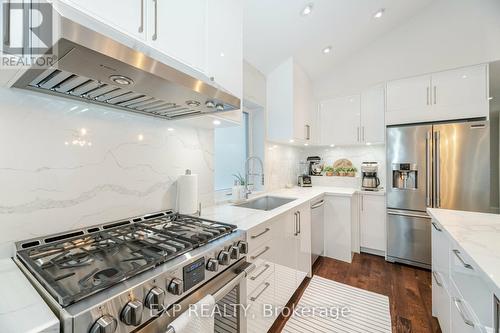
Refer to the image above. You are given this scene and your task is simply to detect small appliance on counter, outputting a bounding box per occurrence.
[307,156,323,176]
[298,161,312,187]
[361,162,381,191]
[298,175,312,187]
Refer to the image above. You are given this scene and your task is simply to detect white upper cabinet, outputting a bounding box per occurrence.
[267,58,315,144]
[149,0,207,72]
[319,95,360,146]
[430,64,488,120]
[386,74,432,125]
[206,0,243,99]
[386,64,488,125]
[63,0,147,41]
[361,84,385,144]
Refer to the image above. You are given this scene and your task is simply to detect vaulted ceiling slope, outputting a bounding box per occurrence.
[243,0,435,80]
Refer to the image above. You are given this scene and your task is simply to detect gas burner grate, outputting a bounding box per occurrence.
[16,210,237,307]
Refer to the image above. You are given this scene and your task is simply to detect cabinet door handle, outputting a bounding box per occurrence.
[250,264,270,281]
[138,0,144,33]
[3,0,10,47]
[433,86,437,104]
[432,271,443,287]
[298,211,301,234]
[250,228,270,239]
[361,195,364,211]
[250,282,270,302]
[357,127,360,142]
[152,0,158,40]
[362,126,365,142]
[434,131,441,208]
[427,87,430,105]
[453,249,473,270]
[293,212,298,236]
[453,297,475,327]
[431,221,442,232]
[305,125,311,140]
[250,246,270,260]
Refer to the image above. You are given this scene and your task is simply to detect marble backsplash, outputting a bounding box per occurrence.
[0,88,214,258]
[265,142,302,191]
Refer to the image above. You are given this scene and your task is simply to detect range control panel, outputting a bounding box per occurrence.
[183,257,206,291]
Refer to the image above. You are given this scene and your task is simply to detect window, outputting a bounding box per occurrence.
[214,112,250,190]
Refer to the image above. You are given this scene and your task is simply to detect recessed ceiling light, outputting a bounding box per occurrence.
[301,3,313,16]
[322,46,332,54]
[213,119,221,125]
[138,134,144,141]
[373,8,385,19]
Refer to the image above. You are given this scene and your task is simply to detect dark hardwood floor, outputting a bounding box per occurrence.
[268,253,442,333]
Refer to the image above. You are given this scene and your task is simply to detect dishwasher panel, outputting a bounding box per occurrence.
[311,199,325,264]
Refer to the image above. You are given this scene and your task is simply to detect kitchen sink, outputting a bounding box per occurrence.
[234,196,296,211]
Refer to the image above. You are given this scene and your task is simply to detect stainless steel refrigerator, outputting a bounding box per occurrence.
[386,119,493,269]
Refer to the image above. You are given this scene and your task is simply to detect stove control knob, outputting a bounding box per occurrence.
[89,315,117,333]
[121,300,143,326]
[168,278,183,295]
[145,287,165,309]
[218,250,231,265]
[230,246,240,260]
[237,241,248,254]
[206,258,219,272]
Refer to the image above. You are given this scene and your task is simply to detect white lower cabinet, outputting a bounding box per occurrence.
[245,202,312,332]
[432,217,495,333]
[359,194,386,254]
[324,195,354,263]
[247,275,276,333]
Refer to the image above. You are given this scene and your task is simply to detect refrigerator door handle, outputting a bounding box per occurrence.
[434,131,441,208]
[426,131,432,207]
[387,209,430,219]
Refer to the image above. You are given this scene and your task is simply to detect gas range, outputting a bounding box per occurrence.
[15,210,249,333]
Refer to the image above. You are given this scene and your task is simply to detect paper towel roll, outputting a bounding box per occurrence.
[177,170,198,215]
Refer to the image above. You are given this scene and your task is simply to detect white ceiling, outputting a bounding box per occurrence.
[243,0,435,81]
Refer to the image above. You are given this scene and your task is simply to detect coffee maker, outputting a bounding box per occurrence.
[361,162,381,191]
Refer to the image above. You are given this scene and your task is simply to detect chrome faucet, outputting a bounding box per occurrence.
[244,156,264,199]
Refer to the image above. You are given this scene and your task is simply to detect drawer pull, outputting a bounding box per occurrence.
[432,271,443,287]
[453,297,475,327]
[250,246,270,260]
[251,228,270,239]
[250,264,270,281]
[453,249,473,270]
[250,282,270,302]
[431,221,442,232]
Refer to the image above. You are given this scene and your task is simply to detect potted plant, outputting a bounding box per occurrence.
[337,167,347,177]
[323,166,334,176]
[347,167,357,177]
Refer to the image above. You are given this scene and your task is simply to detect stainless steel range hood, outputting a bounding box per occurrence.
[12,14,240,120]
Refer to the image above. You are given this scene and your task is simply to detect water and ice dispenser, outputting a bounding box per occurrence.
[392,163,418,190]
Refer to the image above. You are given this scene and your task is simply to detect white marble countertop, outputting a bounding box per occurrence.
[427,208,500,296]
[201,186,358,231]
[0,259,59,333]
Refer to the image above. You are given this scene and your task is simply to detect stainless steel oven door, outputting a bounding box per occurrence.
[495,295,499,333]
[138,260,254,333]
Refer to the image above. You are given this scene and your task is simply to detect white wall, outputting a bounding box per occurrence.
[315,0,500,98]
[0,88,215,258]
